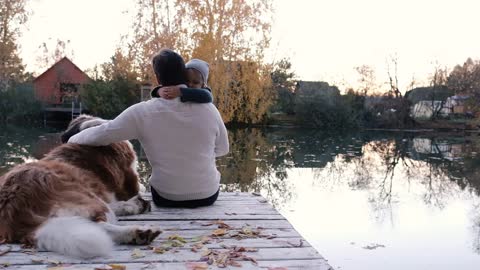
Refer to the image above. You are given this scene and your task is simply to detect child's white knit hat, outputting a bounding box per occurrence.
[186,59,209,84]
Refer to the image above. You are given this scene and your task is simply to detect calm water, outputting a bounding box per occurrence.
[1,125,480,270]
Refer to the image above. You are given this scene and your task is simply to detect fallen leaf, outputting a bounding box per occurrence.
[31,258,45,264]
[201,247,212,257]
[212,228,227,236]
[47,267,66,270]
[131,248,145,259]
[229,260,242,267]
[152,247,165,254]
[266,234,277,239]
[362,243,385,250]
[140,263,156,270]
[185,262,208,270]
[287,239,304,247]
[234,247,258,252]
[108,264,127,270]
[47,259,62,265]
[252,192,261,196]
[268,267,289,270]
[94,265,113,270]
[167,234,187,243]
[202,220,232,229]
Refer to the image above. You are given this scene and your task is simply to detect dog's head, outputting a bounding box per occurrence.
[61,115,109,143]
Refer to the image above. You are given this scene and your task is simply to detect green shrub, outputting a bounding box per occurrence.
[0,83,42,124]
[82,78,138,119]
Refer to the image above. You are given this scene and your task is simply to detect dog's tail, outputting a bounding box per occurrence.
[35,216,113,258]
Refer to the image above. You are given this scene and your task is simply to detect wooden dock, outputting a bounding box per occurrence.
[0,192,332,270]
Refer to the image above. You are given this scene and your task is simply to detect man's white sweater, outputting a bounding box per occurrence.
[68,97,229,201]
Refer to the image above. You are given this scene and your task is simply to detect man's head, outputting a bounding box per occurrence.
[186,59,209,88]
[152,49,187,86]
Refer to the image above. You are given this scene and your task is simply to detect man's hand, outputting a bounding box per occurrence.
[159,85,182,99]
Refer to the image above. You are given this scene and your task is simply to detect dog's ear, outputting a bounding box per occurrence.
[61,125,81,143]
[61,115,91,143]
[61,115,107,143]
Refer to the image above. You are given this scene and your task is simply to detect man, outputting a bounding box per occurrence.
[68,49,229,207]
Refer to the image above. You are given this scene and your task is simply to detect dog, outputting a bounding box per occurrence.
[0,115,161,258]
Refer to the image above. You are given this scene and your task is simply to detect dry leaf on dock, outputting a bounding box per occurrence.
[167,234,187,243]
[211,228,228,236]
[185,262,209,270]
[94,264,127,270]
[131,248,145,259]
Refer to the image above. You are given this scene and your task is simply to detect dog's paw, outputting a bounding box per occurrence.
[129,226,162,245]
[136,195,151,214]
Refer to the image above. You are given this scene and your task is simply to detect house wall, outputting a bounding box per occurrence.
[411,100,451,119]
[33,59,90,105]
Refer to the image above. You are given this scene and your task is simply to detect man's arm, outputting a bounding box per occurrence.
[214,111,229,157]
[68,104,141,146]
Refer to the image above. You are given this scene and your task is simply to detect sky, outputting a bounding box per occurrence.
[19,0,480,92]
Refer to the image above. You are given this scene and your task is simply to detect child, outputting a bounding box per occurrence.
[150,58,212,102]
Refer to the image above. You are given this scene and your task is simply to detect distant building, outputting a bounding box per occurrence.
[411,100,451,119]
[403,86,475,119]
[445,95,471,114]
[295,81,340,105]
[33,57,91,106]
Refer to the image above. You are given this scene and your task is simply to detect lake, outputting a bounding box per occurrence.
[1,125,479,269]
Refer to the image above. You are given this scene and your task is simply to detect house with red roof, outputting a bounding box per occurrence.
[33,57,91,106]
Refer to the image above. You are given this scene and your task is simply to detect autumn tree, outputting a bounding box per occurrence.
[126,0,274,123]
[174,0,274,123]
[125,0,181,83]
[447,58,480,95]
[447,58,480,114]
[35,39,75,72]
[0,0,28,88]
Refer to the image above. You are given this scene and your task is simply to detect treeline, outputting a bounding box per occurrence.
[1,0,275,125]
[268,57,480,130]
[1,0,480,128]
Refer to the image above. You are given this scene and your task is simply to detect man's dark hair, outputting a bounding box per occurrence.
[152,49,187,86]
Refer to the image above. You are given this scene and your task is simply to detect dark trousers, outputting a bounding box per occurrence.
[151,187,219,208]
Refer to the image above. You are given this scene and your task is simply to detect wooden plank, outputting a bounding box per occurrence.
[141,192,256,198]
[139,192,264,202]
[1,259,333,270]
[150,202,275,211]
[6,237,310,252]
[0,247,322,265]
[0,192,331,269]
[149,208,277,215]
[116,219,295,230]
[119,214,284,221]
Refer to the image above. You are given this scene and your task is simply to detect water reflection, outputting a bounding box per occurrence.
[1,126,480,269]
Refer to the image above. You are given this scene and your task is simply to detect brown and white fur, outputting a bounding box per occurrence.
[0,115,160,258]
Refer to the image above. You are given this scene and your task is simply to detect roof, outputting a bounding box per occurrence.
[34,57,91,82]
[404,86,453,104]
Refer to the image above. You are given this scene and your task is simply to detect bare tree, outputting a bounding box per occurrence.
[386,55,402,98]
[429,63,449,120]
[355,65,376,96]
